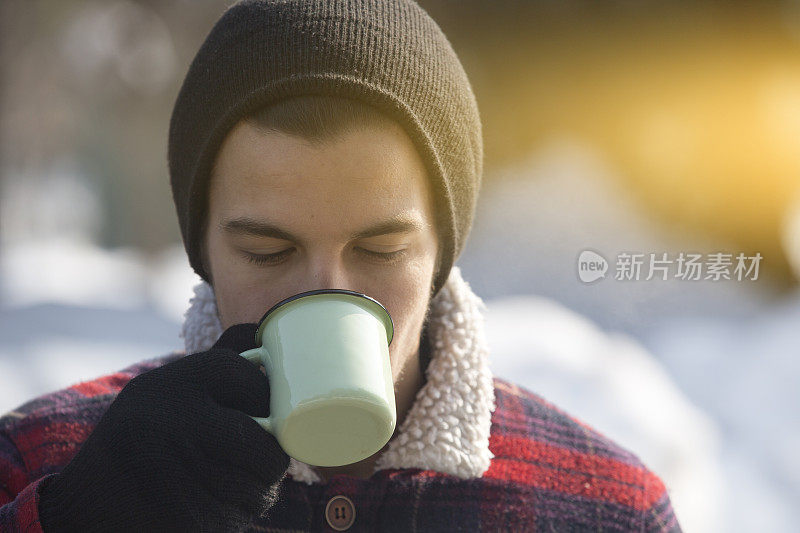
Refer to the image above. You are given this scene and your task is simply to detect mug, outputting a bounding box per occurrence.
[239,289,396,467]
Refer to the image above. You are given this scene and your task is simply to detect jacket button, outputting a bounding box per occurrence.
[325,495,356,531]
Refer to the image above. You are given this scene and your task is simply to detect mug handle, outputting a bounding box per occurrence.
[239,347,275,435]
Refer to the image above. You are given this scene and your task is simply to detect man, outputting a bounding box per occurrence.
[0,0,682,530]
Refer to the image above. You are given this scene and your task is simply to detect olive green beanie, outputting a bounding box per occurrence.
[168,0,483,297]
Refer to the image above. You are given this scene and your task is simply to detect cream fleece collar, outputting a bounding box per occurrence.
[179,267,496,484]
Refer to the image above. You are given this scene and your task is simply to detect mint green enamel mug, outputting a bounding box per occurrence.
[239,289,396,467]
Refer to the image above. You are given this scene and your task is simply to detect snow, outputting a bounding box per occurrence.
[0,238,196,407]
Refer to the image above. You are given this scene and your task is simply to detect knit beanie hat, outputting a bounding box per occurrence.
[168,0,483,298]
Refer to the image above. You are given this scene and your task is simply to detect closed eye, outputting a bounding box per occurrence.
[242,248,295,266]
[241,247,407,266]
[356,247,407,263]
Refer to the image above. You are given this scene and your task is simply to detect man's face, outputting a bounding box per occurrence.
[204,118,439,382]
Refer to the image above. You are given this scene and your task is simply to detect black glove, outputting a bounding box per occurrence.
[38,323,290,532]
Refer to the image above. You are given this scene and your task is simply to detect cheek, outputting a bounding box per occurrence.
[376,261,435,361]
[206,230,279,328]
[213,277,277,329]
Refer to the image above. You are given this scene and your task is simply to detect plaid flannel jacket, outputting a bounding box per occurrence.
[0,353,681,532]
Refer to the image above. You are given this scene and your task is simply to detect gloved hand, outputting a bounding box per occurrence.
[38,323,289,532]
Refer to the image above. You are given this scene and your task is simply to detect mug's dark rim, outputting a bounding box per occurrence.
[254,289,394,346]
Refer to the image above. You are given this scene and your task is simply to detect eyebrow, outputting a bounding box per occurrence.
[220,214,426,242]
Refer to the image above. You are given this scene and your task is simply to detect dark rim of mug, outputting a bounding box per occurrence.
[254,289,394,346]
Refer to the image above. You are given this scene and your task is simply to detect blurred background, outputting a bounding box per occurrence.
[2,1,799,531]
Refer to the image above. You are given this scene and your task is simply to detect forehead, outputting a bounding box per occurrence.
[208,119,437,228]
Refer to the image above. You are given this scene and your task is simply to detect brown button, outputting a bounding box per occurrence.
[325,495,356,531]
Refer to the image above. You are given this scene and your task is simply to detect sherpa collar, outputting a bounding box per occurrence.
[179,267,496,484]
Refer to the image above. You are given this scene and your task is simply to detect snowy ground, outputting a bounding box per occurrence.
[0,240,189,409]
[2,140,798,532]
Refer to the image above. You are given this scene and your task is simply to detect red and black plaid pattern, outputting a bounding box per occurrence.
[0,354,681,531]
